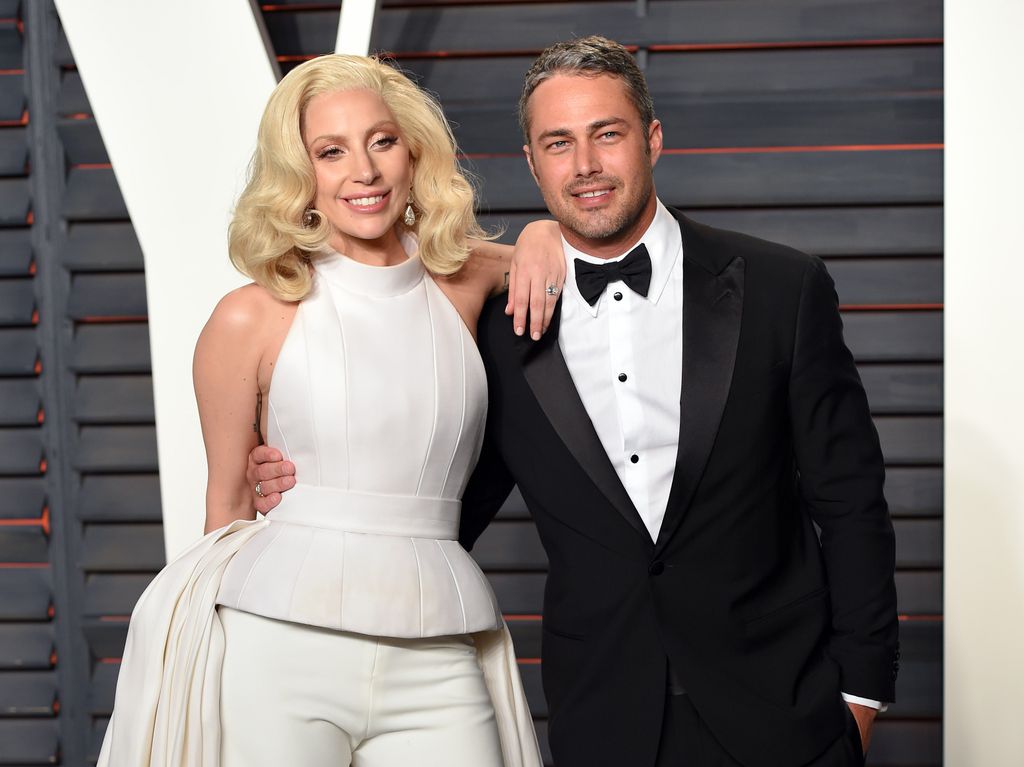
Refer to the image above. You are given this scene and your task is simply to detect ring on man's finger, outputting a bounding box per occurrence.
[255,481,265,498]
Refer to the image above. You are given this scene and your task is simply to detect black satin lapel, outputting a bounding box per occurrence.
[520,308,649,543]
[655,255,745,552]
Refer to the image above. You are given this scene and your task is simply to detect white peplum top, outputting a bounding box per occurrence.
[217,235,503,637]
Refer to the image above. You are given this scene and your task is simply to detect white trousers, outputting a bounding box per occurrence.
[219,607,504,766]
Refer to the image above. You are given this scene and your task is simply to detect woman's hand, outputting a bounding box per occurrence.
[505,219,566,341]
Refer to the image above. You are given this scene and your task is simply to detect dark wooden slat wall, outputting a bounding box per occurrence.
[0,3,162,764]
[0,1,942,764]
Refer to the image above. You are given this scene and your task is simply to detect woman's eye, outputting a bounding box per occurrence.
[316,146,342,159]
[372,135,399,149]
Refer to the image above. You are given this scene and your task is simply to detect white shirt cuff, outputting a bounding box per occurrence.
[842,692,888,712]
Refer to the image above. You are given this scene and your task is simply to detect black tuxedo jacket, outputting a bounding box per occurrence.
[460,209,898,767]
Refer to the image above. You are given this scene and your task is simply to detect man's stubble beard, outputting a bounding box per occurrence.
[545,171,655,246]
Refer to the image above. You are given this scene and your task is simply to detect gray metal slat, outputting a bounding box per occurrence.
[885,467,942,517]
[0,569,51,621]
[645,46,943,97]
[62,222,143,271]
[0,428,42,475]
[67,273,147,320]
[0,228,32,276]
[472,520,547,570]
[0,278,33,325]
[62,167,129,221]
[0,379,39,426]
[0,125,26,175]
[0,72,25,122]
[0,177,29,226]
[71,323,151,373]
[0,671,55,717]
[689,206,943,258]
[867,720,942,765]
[0,21,22,70]
[0,625,53,670]
[472,149,943,211]
[449,95,943,155]
[0,478,45,519]
[81,620,128,661]
[351,1,945,57]
[88,661,117,716]
[0,525,48,564]
[79,523,165,572]
[487,572,545,615]
[56,118,108,165]
[82,574,149,617]
[74,425,159,472]
[893,519,942,569]
[57,69,89,116]
[519,663,546,718]
[874,415,943,465]
[74,375,154,423]
[843,311,942,362]
[895,571,942,615]
[79,474,162,522]
[826,258,942,306]
[0,328,36,375]
[859,364,942,415]
[0,719,59,763]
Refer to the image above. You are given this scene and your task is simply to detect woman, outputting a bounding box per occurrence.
[98,55,562,766]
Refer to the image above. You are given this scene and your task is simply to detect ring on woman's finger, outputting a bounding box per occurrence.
[255,481,265,498]
[545,283,560,296]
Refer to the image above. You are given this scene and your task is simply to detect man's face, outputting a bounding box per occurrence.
[523,73,662,256]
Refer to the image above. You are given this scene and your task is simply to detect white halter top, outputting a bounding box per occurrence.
[217,237,502,637]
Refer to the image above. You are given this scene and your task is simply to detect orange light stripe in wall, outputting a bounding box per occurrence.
[77,316,148,324]
[649,38,943,53]
[72,162,112,169]
[0,109,28,126]
[840,304,943,312]
[0,562,49,568]
[0,507,51,535]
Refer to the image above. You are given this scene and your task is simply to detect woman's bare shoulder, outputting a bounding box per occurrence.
[206,283,295,333]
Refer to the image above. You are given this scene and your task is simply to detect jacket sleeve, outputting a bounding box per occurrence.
[788,256,900,702]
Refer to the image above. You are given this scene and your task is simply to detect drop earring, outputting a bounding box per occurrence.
[302,207,316,227]
[403,194,416,227]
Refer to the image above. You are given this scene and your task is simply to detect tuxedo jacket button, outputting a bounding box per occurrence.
[649,561,665,576]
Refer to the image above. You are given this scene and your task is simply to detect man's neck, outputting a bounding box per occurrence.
[561,194,658,260]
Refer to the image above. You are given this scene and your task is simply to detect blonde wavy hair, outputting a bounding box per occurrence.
[229,55,487,301]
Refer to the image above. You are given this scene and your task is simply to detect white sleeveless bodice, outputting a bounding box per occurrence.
[217,240,502,637]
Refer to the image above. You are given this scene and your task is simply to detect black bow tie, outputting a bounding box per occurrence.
[574,243,652,306]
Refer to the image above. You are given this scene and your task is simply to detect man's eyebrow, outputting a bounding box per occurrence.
[588,117,627,133]
[536,127,573,143]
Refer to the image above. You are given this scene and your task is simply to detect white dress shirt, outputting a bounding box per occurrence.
[558,199,682,542]
[557,198,884,710]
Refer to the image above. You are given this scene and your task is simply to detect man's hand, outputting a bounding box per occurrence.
[847,701,877,755]
[246,445,295,514]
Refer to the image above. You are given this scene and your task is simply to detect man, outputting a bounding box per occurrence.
[250,36,898,767]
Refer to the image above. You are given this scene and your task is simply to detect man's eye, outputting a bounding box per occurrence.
[548,140,568,150]
[601,131,619,139]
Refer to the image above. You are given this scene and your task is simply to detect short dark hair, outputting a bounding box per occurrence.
[518,36,656,143]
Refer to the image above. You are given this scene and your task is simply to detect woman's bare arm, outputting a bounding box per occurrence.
[193,285,292,533]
